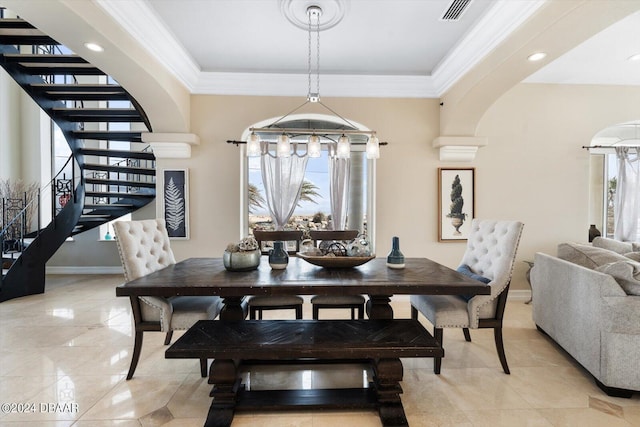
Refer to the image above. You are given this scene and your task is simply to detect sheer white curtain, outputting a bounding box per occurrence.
[261,147,308,230]
[614,147,640,241]
[329,157,350,230]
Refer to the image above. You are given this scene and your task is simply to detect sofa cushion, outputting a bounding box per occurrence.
[595,260,640,296]
[557,243,629,270]
[592,237,633,254]
[633,242,640,252]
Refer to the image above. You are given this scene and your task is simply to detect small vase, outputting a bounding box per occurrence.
[269,241,289,270]
[386,236,405,269]
[588,224,601,242]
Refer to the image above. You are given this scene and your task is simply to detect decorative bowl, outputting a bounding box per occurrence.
[298,252,375,268]
[223,249,261,271]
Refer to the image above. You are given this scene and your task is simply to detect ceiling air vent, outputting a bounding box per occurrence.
[440,0,472,21]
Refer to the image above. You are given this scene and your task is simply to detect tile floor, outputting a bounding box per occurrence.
[0,274,639,426]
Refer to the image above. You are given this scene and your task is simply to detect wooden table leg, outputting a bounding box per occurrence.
[368,297,408,426]
[373,358,408,427]
[219,296,248,321]
[367,295,394,320]
[206,359,240,427]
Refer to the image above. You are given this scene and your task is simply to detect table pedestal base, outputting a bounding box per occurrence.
[206,358,408,427]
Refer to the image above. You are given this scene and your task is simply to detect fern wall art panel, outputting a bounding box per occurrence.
[163,169,189,239]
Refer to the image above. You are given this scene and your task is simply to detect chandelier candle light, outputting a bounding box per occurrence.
[235,4,383,160]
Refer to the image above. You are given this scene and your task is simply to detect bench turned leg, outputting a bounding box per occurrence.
[373,358,408,427]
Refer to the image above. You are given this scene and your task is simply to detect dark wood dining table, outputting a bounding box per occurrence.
[116,256,490,427]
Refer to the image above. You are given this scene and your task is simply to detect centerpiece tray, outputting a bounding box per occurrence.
[298,252,375,268]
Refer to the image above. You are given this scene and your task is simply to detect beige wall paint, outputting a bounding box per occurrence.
[166,95,472,268]
[46,84,640,293]
[474,83,640,287]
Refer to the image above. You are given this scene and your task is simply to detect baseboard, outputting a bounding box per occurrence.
[46,266,124,275]
[508,289,531,302]
[392,291,531,302]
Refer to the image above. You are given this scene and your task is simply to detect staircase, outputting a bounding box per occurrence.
[0,15,155,302]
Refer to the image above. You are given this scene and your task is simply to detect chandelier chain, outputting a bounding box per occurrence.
[316,12,320,97]
[308,13,312,98]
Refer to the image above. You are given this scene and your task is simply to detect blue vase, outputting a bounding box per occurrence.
[387,236,405,269]
[269,241,289,270]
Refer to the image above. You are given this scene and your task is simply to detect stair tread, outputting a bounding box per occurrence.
[30,83,126,92]
[84,203,134,208]
[85,191,154,197]
[0,19,36,29]
[84,177,155,188]
[79,148,153,159]
[73,131,142,142]
[2,54,88,63]
[83,163,155,175]
[19,64,104,75]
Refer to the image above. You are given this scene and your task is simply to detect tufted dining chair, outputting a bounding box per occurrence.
[410,219,524,374]
[114,219,223,380]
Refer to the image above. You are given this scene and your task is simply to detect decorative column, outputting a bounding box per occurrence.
[347,151,365,232]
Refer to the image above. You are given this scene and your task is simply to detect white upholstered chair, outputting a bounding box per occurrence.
[114,219,223,380]
[410,219,524,374]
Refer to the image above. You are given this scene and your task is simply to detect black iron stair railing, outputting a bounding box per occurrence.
[0,14,156,302]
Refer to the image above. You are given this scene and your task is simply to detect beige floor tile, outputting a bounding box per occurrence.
[78,375,186,420]
[405,409,473,427]
[71,421,142,427]
[228,412,314,426]
[463,409,554,426]
[538,407,634,426]
[1,274,638,426]
[312,411,382,426]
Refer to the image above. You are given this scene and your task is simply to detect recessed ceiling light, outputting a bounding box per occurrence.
[527,52,547,62]
[84,42,104,52]
[628,53,640,62]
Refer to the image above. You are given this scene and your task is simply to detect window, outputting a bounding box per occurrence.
[591,121,640,240]
[243,116,376,250]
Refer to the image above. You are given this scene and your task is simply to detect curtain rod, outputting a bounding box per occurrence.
[227,140,388,146]
[582,145,640,149]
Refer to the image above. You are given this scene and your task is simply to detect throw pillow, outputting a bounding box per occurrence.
[624,252,640,262]
[633,242,640,252]
[557,242,629,269]
[592,237,634,254]
[595,260,640,296]
[457,264,491,301]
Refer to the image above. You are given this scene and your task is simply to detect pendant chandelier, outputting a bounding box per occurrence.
[244,5,381,160]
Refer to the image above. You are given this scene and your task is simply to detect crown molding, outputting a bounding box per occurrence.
[97,0,544,98]
[194,72,437,98]
[94,0,200,91]
[432,0,546,95]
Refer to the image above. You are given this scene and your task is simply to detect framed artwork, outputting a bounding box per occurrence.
[438,167,475,242]
[163,169,189,239]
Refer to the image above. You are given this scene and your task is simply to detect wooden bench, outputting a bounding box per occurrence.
[166,319,443,427]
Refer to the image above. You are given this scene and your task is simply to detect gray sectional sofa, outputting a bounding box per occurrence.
[530,237,640,397]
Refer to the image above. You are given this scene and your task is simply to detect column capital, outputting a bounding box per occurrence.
[141,132,200,159]
[432,136,488,162]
